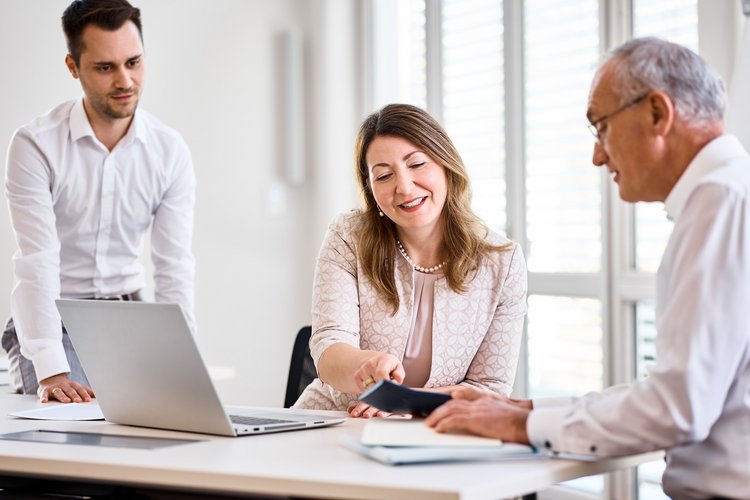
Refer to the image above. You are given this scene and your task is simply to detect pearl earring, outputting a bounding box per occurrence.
[378,207,384,217]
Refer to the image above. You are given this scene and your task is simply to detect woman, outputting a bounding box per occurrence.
[294,104,527,417]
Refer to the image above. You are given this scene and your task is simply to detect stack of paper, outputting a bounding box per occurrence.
[340,418,539,465]
[9,402,104,421]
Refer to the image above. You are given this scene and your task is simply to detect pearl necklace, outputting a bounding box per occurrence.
[396,240,447,273]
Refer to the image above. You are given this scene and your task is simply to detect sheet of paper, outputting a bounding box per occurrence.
[360,418,503,448]
[9,402,104,421]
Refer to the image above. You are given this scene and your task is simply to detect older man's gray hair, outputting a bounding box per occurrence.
[605,37,726,125]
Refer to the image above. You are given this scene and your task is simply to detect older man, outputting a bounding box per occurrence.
[427,37,750,500]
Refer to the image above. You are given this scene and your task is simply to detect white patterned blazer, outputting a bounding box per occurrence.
[293,211,528,411]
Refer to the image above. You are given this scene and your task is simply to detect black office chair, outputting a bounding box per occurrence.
[284,326,317,408]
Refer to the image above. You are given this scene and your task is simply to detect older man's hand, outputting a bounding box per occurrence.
[425,391,532,444]
[451,386,534,409]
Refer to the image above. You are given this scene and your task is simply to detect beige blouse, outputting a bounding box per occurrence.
[401,271,440,388]
[293,211,528,411]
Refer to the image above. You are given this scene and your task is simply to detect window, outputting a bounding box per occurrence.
[369,0,427,109]
[443,0,506,231]
[368,1,705,498]
[525,0,601,274]
[528,295,602,397]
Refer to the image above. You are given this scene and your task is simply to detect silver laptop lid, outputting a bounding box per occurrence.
[57,300,238,436]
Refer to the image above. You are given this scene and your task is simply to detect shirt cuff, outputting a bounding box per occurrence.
[528,405,604,459]
[31,345,71,383]
[527,405,571,454]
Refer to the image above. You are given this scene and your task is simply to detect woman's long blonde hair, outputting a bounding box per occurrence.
[354,104,509,313]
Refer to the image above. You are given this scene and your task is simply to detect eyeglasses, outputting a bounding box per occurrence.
[587,93,649,142]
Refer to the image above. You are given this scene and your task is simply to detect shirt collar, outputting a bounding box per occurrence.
[129,109,147,145]
[69,97,95,142]
[664,134,746,222]
[68,97,147,146]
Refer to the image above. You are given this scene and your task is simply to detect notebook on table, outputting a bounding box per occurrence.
[56,299,344,437]
[340,418,540,465]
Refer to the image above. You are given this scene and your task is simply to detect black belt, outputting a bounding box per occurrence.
[84,290,142,301]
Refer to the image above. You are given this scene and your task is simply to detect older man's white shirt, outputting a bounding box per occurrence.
[527,135,750,500]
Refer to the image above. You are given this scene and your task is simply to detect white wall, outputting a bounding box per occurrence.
[0,0,360,406]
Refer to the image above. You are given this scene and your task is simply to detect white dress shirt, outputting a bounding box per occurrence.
[527,135,750,500]
[5,98,196,382]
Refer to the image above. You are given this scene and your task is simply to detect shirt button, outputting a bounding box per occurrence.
[590,445,597,453]
[544,440,552,449]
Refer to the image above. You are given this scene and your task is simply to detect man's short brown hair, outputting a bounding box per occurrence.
[62,0,142,66]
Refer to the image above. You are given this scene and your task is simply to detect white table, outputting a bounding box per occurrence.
[0,392,662,499]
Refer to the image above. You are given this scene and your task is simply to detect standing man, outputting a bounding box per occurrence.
[3,0,195,403]
[427,37,750,500]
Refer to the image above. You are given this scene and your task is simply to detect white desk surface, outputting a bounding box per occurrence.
[0,392,662,499]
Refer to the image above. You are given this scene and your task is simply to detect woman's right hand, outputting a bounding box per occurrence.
[353,352,405,393]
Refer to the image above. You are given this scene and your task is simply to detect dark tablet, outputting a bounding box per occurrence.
[359,380,451,417]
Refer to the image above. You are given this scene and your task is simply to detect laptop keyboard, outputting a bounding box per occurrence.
[229,415,296,426]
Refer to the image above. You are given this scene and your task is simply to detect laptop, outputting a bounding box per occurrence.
[56,299,344,437]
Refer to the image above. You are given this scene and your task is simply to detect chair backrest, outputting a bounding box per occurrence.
[284,326,317,408]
